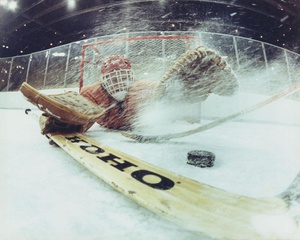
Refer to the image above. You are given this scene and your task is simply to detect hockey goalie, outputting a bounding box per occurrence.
[20,46,239,134]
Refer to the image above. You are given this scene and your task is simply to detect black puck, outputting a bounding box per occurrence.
[187,150,215,168]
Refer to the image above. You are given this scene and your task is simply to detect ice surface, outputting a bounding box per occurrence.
[1,95,300,239]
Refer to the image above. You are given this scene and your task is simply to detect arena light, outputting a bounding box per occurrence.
[0,0,18,12]
[67,0,76,11]
[8,0,17,11]
[0,0,8,6]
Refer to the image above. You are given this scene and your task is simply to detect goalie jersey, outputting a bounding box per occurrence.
[80,80,159,130]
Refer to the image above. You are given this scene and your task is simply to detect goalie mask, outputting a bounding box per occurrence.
[101,55,134,101]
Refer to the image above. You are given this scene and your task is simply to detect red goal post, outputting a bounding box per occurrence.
[79,34,200,90]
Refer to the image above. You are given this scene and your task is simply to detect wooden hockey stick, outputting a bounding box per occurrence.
[122,82,300,142]
[25,109,300,239]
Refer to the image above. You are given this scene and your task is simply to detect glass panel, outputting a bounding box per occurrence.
[264,44,289,93]
[44,45,69,88]
[8,55,30,91]
[0,58,11,92]
[287,51,300,83]
[235,38,267,94]
[236,38,265,70]
[286,51,300,100]
[66,40,94,88]
[27,51,48,89]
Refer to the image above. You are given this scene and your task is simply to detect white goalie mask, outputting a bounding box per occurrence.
[101,55,134,101]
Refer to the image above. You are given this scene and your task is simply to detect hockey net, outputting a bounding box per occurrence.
[79,35,200,89]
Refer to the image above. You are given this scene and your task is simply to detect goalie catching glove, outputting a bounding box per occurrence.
[156,46,239,102]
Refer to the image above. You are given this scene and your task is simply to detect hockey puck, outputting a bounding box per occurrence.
[187,150,215,168]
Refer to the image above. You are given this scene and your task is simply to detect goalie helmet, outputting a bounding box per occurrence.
[100,55,134,101]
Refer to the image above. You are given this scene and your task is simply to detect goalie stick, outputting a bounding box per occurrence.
[121,82,300,142]
[25,109,300,240]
